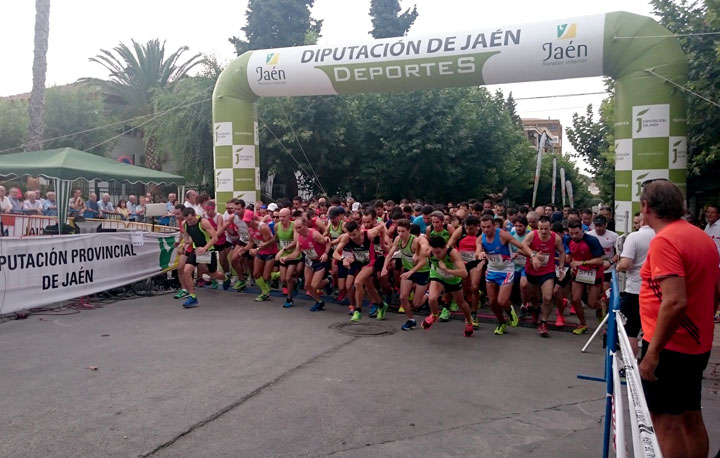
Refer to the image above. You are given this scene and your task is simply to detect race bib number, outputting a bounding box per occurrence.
[513,254,527,267]
[342,251,354,260]
[354,250,370,263]
[555,266,569,278]
[252,238,263,248]
[575,268,596,284]
[196,252,212,264]
[537,253,549,267]
[392,250,402,259]
[401,252,414,263]
[460,251,476,263]
[435,262,454,280]
[279,240,292,249]
[374,244,383,254]
[487,254,505,270]
[238,230,249,243]
[303,247,318,260]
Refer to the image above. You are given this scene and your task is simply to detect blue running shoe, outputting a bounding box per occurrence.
[401,319,417,331]
[310,301,325,312]
[283,299,294,308]
[183,296,198,308]
[369,304,379,318]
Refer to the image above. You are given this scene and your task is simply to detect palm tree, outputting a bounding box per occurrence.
[27,0,51,152]
[81,39,203,169]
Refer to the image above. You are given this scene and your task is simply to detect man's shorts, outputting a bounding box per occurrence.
[430,278,462,292]
[306,258,329,272]
[339,261,366,278]
[620,292,641,337]
[394,258,402,271]
[403,269,429,286]
[214,242,231,251]
[486,270,515,286]
[603,271,612,283]
[525,271,555,286]
[464,260,480,272]
[513,268,525,285]
[187,251,218,273]
[374,255,385,273]
[255,253,275,262]
[555,267,571,288]
[640,343,710,414]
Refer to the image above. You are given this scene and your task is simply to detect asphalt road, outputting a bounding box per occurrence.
[1,288,717,458]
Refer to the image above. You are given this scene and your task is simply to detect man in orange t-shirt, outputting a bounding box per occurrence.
[638,180,720,458]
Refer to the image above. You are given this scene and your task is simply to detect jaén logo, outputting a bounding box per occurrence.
[266,53,279,65]
[557,24,577,39]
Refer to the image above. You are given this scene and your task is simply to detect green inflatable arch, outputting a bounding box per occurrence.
[212,11,687,233]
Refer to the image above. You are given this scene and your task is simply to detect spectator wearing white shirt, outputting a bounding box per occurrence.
[183,189,204,216]
[8,188,23,213]
[127,194,139,221]
[704,204,719,265]
[616,212,655,355]
[98,193,115,219]
[43,191,58,216]
[23,191,44,215]
[0,186,12,214]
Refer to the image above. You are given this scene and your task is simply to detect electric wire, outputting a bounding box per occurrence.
[646,68,720,109]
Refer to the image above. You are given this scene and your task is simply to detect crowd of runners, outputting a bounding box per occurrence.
[169,193,643,339]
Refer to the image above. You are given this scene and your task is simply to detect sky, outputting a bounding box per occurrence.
[1,0,658,172]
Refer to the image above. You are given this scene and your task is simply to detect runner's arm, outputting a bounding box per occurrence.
[555,235,566,269]
[333,235,349,262]
[446,227,461,248]
[448,250,469,278]
[282,232,303,262]
[382,237,400,274]
[502,230,533,258]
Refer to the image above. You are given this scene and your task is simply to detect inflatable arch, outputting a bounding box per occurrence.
[212,11,687,233]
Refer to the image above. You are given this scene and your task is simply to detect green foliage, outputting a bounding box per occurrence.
[43,85,117,153]
[651,0,720,199]
[81,39,204,119]
[0,99,27,153]
[0,85,116,155]
[259,88,534,203]
[369,0,418,38]
[230,0,323,55]
[152,76,216,187]
[565,95,615,204]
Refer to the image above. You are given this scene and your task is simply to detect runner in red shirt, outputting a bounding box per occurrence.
[567,220,605,335]
[638,180,720,458]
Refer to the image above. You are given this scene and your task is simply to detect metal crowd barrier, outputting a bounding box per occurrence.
[0,214,178,237]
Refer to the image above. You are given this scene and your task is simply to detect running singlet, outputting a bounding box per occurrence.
[347,232,375,266]
[482,228,513,273]
[430,227,450,243]
[276,221,295,256]
[248,223,278,255]
[429,247,462,284]
[184,218,214,251]
[297,228,325,261]
[328,221,344,240]
[206,214,227,245]
[399,235,429,272]
[456,227,478,264]
[588,229,618,274]
[525,231,556,276]
[510,229,528,272]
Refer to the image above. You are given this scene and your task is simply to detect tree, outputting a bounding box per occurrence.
[153,75,216,187]
[369,0,418,38]
[565,95,615,204]
[651,0,720,202]
[27,0,51,152]
[229,0,323,55]
[0,85,116,155]
[81,39,204,169]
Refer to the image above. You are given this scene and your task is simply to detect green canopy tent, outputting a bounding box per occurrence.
[0,147,186,225]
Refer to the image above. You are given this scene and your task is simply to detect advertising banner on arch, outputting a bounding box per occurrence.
[247,14,606,97]
[0,232,179,315]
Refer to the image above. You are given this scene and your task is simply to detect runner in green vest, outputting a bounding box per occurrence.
[274,208,298,308]
[179,207,225,308]
[421,235,474,337]
[382,218,430,331]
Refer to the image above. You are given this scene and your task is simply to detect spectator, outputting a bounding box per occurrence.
[127,195,139,221]
[135,196,146,223]
[68,189,84,218]
[8,187,23,213]
[183,189,203,215]
[42,191,58,216]
[599,205,616,232]
[0,186,13,213]
[115,199,129,220]
[83,192,100,219]
[22,191,43,215]
[638,180,719,458]
[145,192,153,203]
[98,193,116,219]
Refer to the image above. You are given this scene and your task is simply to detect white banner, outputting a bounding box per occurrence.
[247,14,606,96]
[0,232,179,314]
